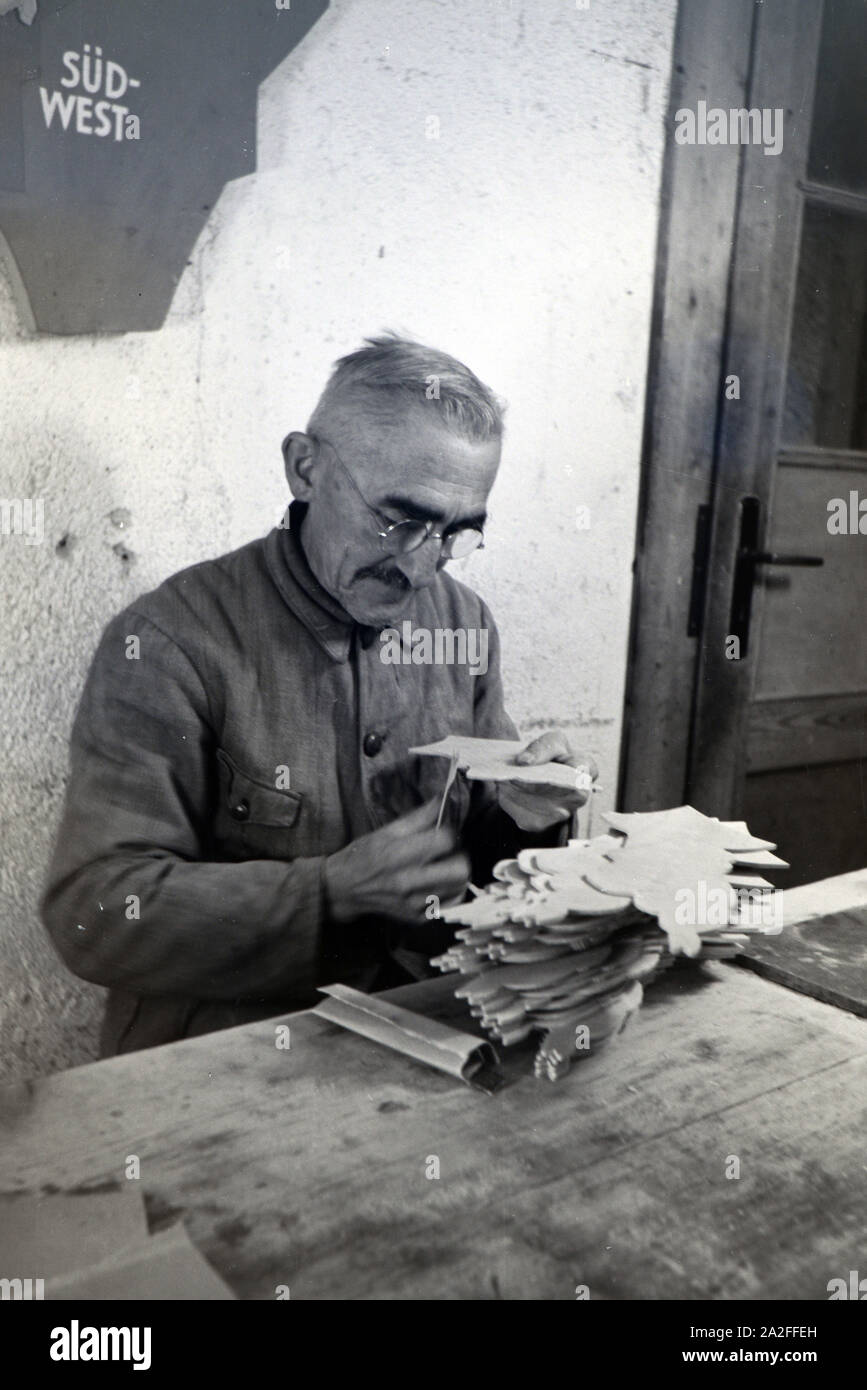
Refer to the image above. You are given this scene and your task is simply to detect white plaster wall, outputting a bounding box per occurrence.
[0,0,676,1080]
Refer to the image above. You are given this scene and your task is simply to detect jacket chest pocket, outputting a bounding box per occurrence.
[213,748,303,861]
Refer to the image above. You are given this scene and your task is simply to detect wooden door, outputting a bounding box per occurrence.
[621,0,867,887]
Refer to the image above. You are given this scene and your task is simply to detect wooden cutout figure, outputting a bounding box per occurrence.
[411,736,581,791]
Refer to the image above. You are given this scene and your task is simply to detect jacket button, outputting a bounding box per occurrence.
[229,798,251,821]
[363,731,384,757]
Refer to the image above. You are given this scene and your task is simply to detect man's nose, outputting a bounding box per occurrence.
[393,536,444,588]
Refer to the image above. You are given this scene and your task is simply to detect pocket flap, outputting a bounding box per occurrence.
[216,749,302,828]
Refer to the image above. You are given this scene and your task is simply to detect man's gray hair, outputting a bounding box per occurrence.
[307,332,506,442]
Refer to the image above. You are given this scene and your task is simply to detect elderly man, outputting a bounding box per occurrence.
[42,335,593,1056]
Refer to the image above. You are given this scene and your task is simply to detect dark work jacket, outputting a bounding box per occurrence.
[41,504,565,1056]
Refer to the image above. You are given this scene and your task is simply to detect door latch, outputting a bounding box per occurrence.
[729,495,823,657]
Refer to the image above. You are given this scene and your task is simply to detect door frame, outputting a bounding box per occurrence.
[619,0,824,816]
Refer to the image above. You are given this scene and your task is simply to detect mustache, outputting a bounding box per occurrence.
[354,564,411,592]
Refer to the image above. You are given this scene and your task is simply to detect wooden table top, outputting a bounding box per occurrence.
[3,874,867,1301]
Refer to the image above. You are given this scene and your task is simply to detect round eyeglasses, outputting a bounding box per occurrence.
[313,435,485,560]
[382,517,484,559]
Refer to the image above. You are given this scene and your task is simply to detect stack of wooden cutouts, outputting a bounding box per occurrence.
[432,806,788,1081]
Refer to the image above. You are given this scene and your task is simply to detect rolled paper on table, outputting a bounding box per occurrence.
[314,984,503,1093]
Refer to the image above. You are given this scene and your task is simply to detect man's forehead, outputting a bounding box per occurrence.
[351,408,500,497]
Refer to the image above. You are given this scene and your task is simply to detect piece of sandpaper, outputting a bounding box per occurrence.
[0,1190,148,1279]
[45,1222,236,1301]
[315,983,503,1092]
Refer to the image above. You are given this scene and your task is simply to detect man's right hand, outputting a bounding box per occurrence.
[323,798,470,925]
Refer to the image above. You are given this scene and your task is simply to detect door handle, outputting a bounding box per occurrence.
[743,550,824,567]
[728,497,823,657]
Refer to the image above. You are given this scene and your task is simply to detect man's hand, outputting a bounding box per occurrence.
[497,733,599,833]
[323,798,470,925]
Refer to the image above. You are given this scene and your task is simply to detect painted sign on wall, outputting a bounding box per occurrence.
[0,0,328,333]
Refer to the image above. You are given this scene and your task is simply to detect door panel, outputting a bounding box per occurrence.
[752,463,867,698]
[691,0,867,880]
[747,693,867,773]
[807,0,867,194]
[743,760,867,887]
[782,203,867,450]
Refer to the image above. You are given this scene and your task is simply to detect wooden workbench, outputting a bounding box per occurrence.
[3,874,867,1301]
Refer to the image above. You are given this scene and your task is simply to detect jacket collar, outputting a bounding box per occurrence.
[264,501,379,662]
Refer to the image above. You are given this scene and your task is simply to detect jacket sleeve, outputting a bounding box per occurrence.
[40,610,327,1000]
[462,601,569,884]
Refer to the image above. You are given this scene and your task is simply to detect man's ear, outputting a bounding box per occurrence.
[282,431,317,500]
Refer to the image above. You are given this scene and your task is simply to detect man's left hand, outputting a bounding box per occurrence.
[496,732,599,833]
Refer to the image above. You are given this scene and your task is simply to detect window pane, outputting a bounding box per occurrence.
[782,203,867,450]
[807,0,867,193]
